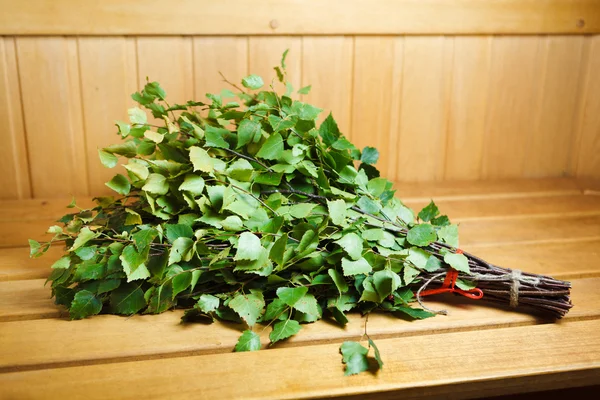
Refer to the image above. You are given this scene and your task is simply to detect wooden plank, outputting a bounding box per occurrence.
[78,37,138,196]
[444,36,491,180]
[526,36,585,177]
[0,247,62,282]
[192,37,248,103]
[1,319,599,399]
[576,36,600,179]
[351,37,400,179]
[136,37,194,105]
[0,197,95,222]
[301,36,354,135]
[396,36,450,182]
[248,37,302,92]
[2,1,600,35]
[0,279,60,322]
[0,276,596,372]
[15,37,89,198]
[482,36,544,179]
[0,37,31,200]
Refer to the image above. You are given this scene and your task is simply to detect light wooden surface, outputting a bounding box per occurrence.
[2,0,600,35]
[0,177,599,398]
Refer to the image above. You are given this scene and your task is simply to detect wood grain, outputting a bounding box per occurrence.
[0,276,596,372]
[576,36,600,179]
[78,37,138,195]
[16,37,89,198]
[0,37,30,199]
[1,319,599,399]
[192,37,248,103]
[0,279,60,322]
[2,1,599,35]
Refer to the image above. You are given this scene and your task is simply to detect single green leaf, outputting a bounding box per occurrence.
[70,227,98,252]
[105,174,131,195]
[132,228,158,252]
[168,237,195,265]
[189,146,214,173]
[142,173,169,195]
[242,74,264,90]
[368,338,383,369]
[205,126,230,149]
[69,290,102,320]
[229,290,265,326]
[234,330,262,352]
[294,293,319,316]
[109,283,146,315]
[437,224,459,248]
[270,233,288,267]
[98,149,118,168]
[319,114,340,146]
[128,107,147,124]
[172,271,193,299]
[234,232,264,261]
[297,85,312,95]
[327,199,347,226]
[342,257,372,276]
[340,341,369,376]
[335,233,363,261]
[144,130,164,144]
[270,319,301,343]
[237,119,261,149]
[263,298,288,321]
[288,203,316,219]
[196,294,220,313]
[406,224,437,247]
[51,256,71,269]
[360,147,379,165]
[444,253,470,274]
[276,286,308,308]
[328,268,349,294]
[393,306,435,320]
[255,132,284,160]
[165,224,194,243]
[120,244,151,282]
[418,201,440,222]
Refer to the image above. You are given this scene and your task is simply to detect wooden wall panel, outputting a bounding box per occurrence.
[576,36,600,178]
[301,36,354,135]
[78,37,138,195]
[248,37,302,93]
[526,36,585,177]
[482,37,544,179]
[193,37,248,102]
[444,37,491,180]
[351,37,402,179]
[396,37,451,182]
[16,37,88,198]
[136,37,194,105]
[0,38,30,199]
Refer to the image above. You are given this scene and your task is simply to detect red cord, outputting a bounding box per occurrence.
[420,249,484,300]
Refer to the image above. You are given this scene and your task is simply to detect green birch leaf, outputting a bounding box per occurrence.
[276,286,308,308]
[229,290,265,326]
[342,257,372,276]
[234,330,262,352]
[98,149,118,168]
[340,341,369,376]
[242,74,264,90]
[196,294,220,313]
[120,244,151,282]
[205,126,231,149]
[393,306,435,320]
[106,174,131,195]
[368,338,383,369]
[132,228,158,252]
[234,232,264,261]
[297,85,312,95]
[51,256,71,269]
[444,253,470,274]
[168,237,194,265]
[360,147,379,165]
[293,293,319,316]
[270,319,301,343]
[237,119,261,149]
[70,227,98,251]
[142,173,169,195]
[110,283,146,315]
[179,174,205,195]
[288,203,316,219]
[189,146,214,173]
[144,130,164,144]
[256,132,284,160]
[263,298,288,321]
[319,113,340,146]
[437,224,459,248]
[172,271,193,299]
[335,233,363,260]
[327,199,347,226]
[124,161,149,181]
[418,201,440,222]
[69,290,102,320]
[270,233,288,267]
[74,247,96,261]
[328,268,349,294]
[128,107,147,124]
[406,224,437,247]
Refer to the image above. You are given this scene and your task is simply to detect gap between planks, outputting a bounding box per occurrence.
[0,277,598,373]
[1,319,599,400]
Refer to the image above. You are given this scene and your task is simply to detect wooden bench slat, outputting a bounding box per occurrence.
[0,279,58,322]
[0,277,596,371]
[1,318,599,399]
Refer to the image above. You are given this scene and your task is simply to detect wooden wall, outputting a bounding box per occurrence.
[1,1,599,199]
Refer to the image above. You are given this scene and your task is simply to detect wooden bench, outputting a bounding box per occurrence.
[1,178,599,399]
